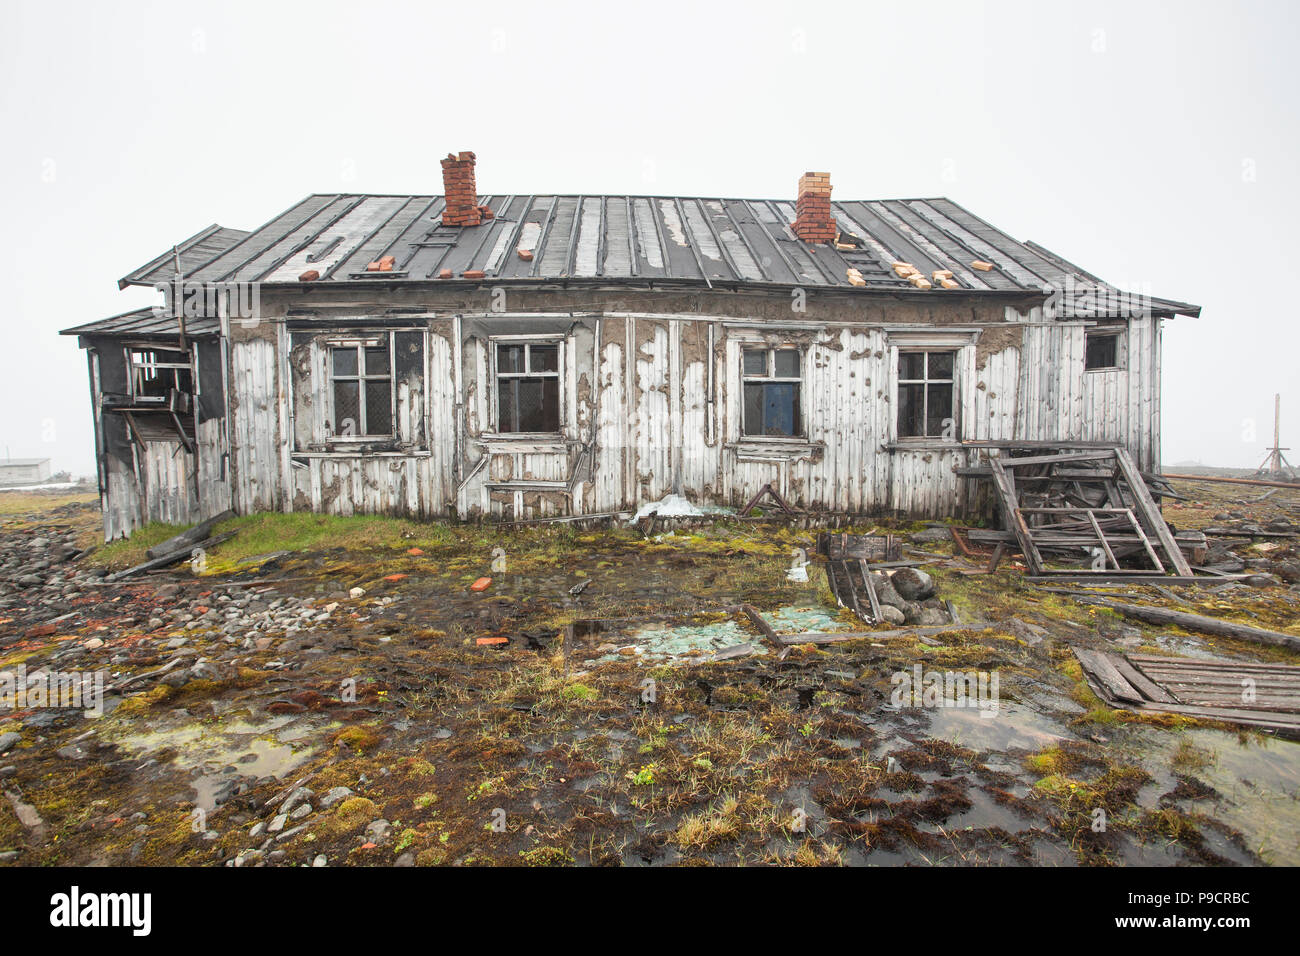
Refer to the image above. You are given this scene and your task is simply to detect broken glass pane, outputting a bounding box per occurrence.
[928,351,954,378]
[927,382,953,437]
[774,349,800,378]
[332,348,357,376]
[531,344,558,373]
[900,352,924,380]
[743,349,768,376]
[365,382,392,434]
[898,383,924,437]
[334,381,359,434]
[497,344,525,373]
[497,380,517,432]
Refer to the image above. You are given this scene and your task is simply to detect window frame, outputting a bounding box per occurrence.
[740,345,805,439]
[126,346,193,403]
[1084,328,1125,372]
[489,336,564,438]
[895,348,958,441]
[326,333,395,440]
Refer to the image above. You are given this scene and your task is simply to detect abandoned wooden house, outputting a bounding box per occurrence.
[62,152,1202,540]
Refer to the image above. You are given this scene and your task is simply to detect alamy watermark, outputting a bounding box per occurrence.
[1,665,105,717]
[153,279,262,327]
[890,664,1000,718]
[1043,277,1153,320]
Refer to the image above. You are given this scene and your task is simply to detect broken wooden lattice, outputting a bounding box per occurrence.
[984,446,1193,578]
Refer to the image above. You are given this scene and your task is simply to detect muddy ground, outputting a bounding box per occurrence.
[1,481,1298,867]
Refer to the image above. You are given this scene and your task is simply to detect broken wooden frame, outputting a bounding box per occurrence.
[1075,648,1300,737]
[984,445,1193,577]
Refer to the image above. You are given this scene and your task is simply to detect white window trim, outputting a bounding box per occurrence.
[326,334,396,441]
[486,335,565,439]
[886,334,972,446]
[735,342,807,442]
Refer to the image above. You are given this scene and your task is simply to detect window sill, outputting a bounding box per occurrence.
[1084,366,1123,373]
[727,438,824,461]
[477,434,569,454]
[885,439,964,452]
[294,449,430,460]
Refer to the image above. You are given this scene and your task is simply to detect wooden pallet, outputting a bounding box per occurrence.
[1075,648,1300,735]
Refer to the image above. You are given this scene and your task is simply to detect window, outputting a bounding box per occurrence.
[1085,330,1122,370]
[496,342,560,434]
[128,348,192,402]
[897,350,955,439]
[742,347,802,437]
[330,339,392,437]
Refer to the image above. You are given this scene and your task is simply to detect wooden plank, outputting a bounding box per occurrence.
[1084,509,1119,570]
[740,604,783,651]
[1122,507,1165,573]
[1112,656,1180,704]
[1114,447,1193,576]
[858,558,882,623]
[778,624,965,645]
[1075,648,1145,704]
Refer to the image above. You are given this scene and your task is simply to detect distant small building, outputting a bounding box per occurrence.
[0,458,52,487]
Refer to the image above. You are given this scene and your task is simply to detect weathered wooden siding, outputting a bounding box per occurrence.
[111,300,1162,526]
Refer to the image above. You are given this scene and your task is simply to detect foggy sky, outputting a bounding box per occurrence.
[2,0,1295,476]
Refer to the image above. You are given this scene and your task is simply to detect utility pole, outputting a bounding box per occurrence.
[1256,393,1295,478]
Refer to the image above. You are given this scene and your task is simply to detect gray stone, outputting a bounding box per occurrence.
[0,733,21,755]
[891,567,935,601]
[363,819,392,844]
[319,786,353,809]
[267,813,288,834]
[877,605,906,625]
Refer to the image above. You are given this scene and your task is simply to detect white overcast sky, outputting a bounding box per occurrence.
[2,0,1295,475]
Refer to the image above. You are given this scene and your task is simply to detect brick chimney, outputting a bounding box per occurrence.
[793,171,836,243]
[440,151,493,227]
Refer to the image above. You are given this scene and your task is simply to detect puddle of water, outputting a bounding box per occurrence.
[108,717,318,811]
[1123,726,1300,866]
[924,703,1073,753]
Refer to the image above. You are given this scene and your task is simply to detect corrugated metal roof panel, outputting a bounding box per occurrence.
[107,191,1199,318]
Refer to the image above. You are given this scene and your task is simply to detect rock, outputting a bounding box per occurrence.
[870,573,908,610]
[312,854,327,867]
[877,605,906,625]
[267,813,288,834]
[1244,573,1281,588]
[395,852,415,867]
[363,819,392,844]
[83,637,103,650]
[1007,618,1046,646]
[915,607,949,626]
[890,567,935,601]
[349,587,365,599]
[290,803,312,821]
[910,525,954,544]
[319,786,353,809]
[280,786,314,815]
[249,821,266,839]
[0,733,20,755]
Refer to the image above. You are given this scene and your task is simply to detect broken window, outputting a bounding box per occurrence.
[1085,330,1122,370]
[330,337,393,437]
[742,347,803,437]
[496,342,560,434]
[897,350,956,439]
[128,348,192,403]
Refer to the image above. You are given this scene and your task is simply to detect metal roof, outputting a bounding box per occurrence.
[61,306,219,339]
[84,192,1197,333]
[116,223,252,290]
